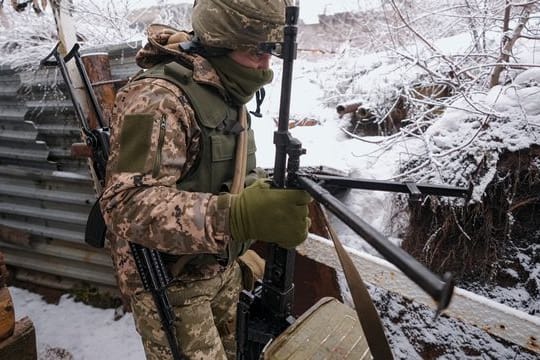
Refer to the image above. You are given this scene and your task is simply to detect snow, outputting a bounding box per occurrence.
[3,1,540,359]
[10,287,145,359]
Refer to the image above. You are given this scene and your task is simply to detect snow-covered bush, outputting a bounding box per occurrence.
[309,0,539,312]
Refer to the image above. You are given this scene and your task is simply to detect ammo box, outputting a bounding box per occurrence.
[263,297,372,359]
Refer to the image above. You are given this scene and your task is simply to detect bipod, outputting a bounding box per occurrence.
[291,159,469,312]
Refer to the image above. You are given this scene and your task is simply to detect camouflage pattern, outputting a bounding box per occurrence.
[100,30,235,298]
[100,23,271,360]
[131,262,243,360]
[192,0,294,51]
[135,25,223,74]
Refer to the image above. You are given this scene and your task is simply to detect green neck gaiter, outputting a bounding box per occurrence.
[208,56,273,106]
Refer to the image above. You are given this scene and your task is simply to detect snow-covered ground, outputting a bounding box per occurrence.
[10,287,145,360]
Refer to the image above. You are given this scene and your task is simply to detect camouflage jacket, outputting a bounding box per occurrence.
[100,30,239,297]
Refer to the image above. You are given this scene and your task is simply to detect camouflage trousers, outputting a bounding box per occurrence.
[131,262,243,360]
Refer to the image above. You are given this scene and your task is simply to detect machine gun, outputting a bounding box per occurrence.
[41,43,185,360]
[236,5,470,359]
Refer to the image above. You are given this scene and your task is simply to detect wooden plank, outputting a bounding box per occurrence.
[51,0,102,195]
[81,53,115,128]
[0,316,37,360]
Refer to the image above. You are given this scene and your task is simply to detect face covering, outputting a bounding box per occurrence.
[208,55,273,106]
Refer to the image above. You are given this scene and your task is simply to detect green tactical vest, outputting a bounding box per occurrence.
[133,60,257,263]
[134,60,257,194]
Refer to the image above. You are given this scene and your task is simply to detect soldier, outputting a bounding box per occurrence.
[99,0,310,359]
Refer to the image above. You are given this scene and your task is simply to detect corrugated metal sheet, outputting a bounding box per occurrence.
[0,44,140,294]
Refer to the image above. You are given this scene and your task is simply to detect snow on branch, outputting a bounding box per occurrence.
[343,1,538,195]
[489,2,536,87]
[389,0,476,81]
[0,0,192,69]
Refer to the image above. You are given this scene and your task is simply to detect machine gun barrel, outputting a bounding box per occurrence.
[263,4,300,321]
[312,175,471,198]
[236,7,301,359]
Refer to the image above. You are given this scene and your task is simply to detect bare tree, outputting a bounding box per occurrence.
[489,1,539,86]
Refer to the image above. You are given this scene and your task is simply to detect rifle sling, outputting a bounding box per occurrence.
[320,204,394,359]
[230,106,248,195]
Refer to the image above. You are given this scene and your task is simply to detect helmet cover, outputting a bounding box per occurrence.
[192,0,293,51]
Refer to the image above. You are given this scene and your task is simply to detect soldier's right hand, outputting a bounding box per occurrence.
[224,179,312,249]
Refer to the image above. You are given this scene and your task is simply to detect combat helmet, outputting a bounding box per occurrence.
[192,0,293,52]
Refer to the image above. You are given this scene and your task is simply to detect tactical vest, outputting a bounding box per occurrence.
[133,60,256,265]
[133,60,257,194]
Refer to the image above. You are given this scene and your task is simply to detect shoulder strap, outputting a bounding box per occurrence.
[230,106,248,194]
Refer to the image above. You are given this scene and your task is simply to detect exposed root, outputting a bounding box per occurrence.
[402,146,540,285]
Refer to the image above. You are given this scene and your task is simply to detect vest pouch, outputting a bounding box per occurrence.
[262,297,372,360]
[213,128,257,193]
[210,133,237,192]
[138,61,258,195]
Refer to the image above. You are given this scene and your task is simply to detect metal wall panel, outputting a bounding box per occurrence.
[0,46,140,294]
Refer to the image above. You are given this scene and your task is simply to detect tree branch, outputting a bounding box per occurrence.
[489,4,532,87]
[389,0,476,80]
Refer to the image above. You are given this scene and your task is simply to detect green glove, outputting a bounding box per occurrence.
[228,179,312,249]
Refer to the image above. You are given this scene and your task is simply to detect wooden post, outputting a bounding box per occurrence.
[71,53,116,160]
[0,252,15,344]
[0,317,37,360]
[81,53,115,128]
[0,287,15,342]
[0,252,8,288]
[50,0,87,110]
